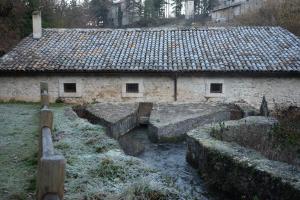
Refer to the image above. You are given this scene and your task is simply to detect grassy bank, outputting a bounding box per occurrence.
[0,103,190,199]
[0,103,39,200]
[51,105,180,199]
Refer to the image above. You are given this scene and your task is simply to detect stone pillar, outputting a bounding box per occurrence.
[185,0,194,20]
[32,11,42,39]
[121,1,129,26]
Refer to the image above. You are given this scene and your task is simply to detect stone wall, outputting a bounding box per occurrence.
[186,117,300,200]
[178,76,300,108]
[0,75,174,103]
[0,74,299,109]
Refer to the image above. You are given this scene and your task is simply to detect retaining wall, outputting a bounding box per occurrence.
[186,116,300,200]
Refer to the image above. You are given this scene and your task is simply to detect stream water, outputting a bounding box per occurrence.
[73,107,220,199]
[119,126,214,200]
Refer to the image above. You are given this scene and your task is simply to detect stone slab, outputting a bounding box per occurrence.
[148,103,237,142]
[85,103,139,139]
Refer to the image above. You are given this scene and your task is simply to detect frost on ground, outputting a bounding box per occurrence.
[0,103,39,200]
[52,106,181,200]
[0,103,182,200]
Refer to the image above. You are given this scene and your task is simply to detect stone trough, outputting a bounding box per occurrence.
[74,103,139,139]
[186,116,300,200]
[75,102,242,142]
[74,102,154,140]
[148,103,240,142]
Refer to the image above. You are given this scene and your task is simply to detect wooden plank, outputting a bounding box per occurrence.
[39,108,53,166]
[40,108,53,130]
[37,155,65,200]
[41,91,49,107]
[42,127,54,157]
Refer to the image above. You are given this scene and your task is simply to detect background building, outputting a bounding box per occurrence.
[211,0,264,22]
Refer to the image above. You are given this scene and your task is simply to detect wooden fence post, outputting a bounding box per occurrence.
[37,82,65,200]
[41,91,50,107]
[37,128,65,200]
[40,82,49,107]
[38,155,65,200]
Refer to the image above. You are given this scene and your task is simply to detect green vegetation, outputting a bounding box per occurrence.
[210,107,300,168]
[118,181,180,200]
[0,103,39,200]
[269,106,300,167]
[210,122,228,140]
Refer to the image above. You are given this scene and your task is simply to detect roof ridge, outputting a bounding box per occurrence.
[43,26,283,32]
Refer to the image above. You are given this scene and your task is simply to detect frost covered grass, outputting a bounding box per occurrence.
[0,103,183,199]
[0,103,39,200]
[52,105,181,199]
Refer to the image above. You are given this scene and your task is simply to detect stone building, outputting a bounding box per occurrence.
[0,12,299,109]
[211,0,264,22]
[107,0,141,27]
[185,0,195,20]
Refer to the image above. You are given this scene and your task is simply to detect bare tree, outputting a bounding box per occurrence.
[234,0,300,36]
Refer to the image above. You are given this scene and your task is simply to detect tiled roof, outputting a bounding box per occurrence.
[1,27,300,73]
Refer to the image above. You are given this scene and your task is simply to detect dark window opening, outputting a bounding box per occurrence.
[210,83,223,93]
[64,83,76,93]
[126,83,139,93]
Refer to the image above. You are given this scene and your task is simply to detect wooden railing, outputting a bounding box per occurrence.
[37,82,66,200]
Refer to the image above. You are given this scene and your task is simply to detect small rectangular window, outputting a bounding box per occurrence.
[210,83,223,93]
[64,83,76,93]
[126,83,139,93]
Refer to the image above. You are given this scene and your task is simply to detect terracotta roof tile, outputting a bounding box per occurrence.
[0,27,299,73]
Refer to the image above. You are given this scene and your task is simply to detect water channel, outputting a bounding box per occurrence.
[119,126,219,200]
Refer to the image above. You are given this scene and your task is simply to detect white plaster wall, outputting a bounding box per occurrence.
[0,75,174,103]
[0,75,299,109]
[0,76,59,102]
[177,76,300,109]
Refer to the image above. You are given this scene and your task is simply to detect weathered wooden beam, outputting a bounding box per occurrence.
[43,194,60,200]
[39,108,53,164]
[37,155,65,200]
[41,91,49,107]
[40,108,53,130]
[41,127,54,157]
[37,82,65,200]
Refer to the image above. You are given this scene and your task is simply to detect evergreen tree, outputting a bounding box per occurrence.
[126,0,143,22]
[144,0,165,19]
[171,0,182,17]
[194,0,217,16]
[90,0,111,26]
